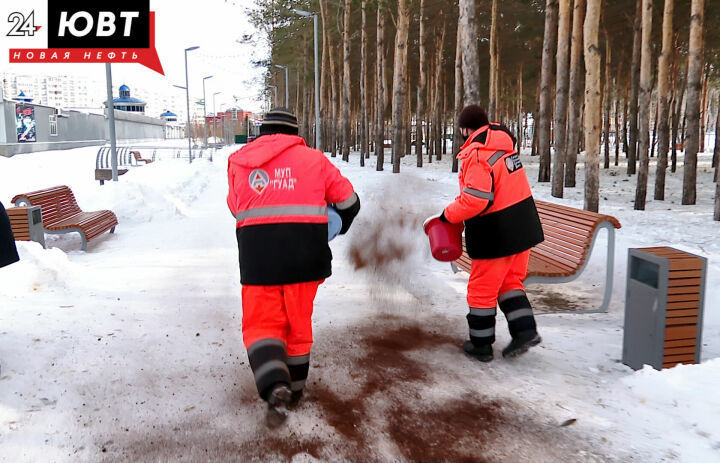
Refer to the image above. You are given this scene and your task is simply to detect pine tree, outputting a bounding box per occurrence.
[682,0,705,205]
[584,0,601,212]
[635,0,653,211]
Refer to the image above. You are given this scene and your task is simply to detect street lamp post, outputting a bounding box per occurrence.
[293,9,320,150]
[104,63,119,181]
[274,64,289,108]
[183,46,200,162]
[213,91,221,146]
[202,75,213,148]
[219,104,227,144]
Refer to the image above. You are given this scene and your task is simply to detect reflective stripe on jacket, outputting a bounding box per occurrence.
[444,124,543,259]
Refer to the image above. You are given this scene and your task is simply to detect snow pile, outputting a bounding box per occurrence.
[616,360,720,458]
[0,241,78,295]
[81,158,218,223]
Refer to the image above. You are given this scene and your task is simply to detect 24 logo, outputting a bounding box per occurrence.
[7,11,41,37]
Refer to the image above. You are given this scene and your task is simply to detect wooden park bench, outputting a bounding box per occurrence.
[130,150,153,164]
[12,186,118,251]
[452,200,622,313]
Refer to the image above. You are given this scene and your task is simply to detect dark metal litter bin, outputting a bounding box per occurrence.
[7,205,44,247]
[622,247,707,370]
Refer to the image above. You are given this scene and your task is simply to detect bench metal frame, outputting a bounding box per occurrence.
[40,225,116,251]
[95,145,214,170]
[451,220,618,314]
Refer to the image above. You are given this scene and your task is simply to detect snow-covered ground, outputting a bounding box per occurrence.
[0,142,718,462]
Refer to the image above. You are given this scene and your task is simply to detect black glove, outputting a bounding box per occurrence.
[335,193,360,235]
[438,210,449,223]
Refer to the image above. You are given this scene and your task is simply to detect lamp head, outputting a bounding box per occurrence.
[293,8,313,17]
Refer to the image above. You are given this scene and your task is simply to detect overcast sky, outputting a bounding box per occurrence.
[0,0,267,113]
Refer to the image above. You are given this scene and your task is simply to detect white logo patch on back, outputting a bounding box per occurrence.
[249,169,270,194]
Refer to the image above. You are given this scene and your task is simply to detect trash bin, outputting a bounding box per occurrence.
[6,205,44,247]
[622,247,707,370]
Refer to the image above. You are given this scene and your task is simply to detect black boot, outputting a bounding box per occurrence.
[499,291,540,358]
[288,389,303,408]
[266,383,292,428]
[501,330,541,358]
[463,340,494,362]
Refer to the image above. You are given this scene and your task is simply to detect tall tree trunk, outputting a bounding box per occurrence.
[319,0,330,152]
[622,81,629,153]
[672,58,687,172]
[488,0,499,119]
[715,164,720,220]
[700,64,710,153]
[565,0,584,187]
[627,0,642,175]
[682,0,705,205]
[584,0,601,212]
[603,27,611,170]
[416,0,426,167]
[329,38,339,157]
[341,0,352,161]
[495,44,502,122]
[517,65,523,153]
[655,0,674,200]
[551,0,571,197]
[614,87,620,166]
[452,23,463,173]
[392,0,410,173]
[714,92,720,221]
[360,0,368,167]
[375,6,385,171]
[443,78,449,155]
[428,65,435,163]
[714,92,720,170]
[635,0,653,211]
[428,62,435,163]
[651,102,658,158]
[405,68,412,158]
[434,26,446,161]
[538,0,558,183]
[459,0,481,104]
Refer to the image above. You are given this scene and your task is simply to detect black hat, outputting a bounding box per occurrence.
[260,107,299,135]
[458,105,489,130]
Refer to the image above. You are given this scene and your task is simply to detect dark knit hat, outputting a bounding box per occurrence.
[458,105,489,130]
[260,107,299,135]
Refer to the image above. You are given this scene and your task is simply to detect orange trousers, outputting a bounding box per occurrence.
[468,250,530,308]
[241,280,322,357]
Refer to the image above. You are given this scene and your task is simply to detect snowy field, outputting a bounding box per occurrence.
[0,142,718,462]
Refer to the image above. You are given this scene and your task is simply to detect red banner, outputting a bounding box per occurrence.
[9,12,163,75]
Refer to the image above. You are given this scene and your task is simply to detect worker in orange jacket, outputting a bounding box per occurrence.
[440,105,544,362]
[227,108,360,427]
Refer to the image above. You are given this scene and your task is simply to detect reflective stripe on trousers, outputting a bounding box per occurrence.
[467,306,496,346]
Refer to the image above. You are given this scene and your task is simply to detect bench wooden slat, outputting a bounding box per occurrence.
[535,204,599,226]
[532,246,579,269]
[545,233,587,253]
[534,244,586,263]
[538,224,590,244]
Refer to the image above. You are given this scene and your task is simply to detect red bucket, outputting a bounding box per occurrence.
[423,216,464,262]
